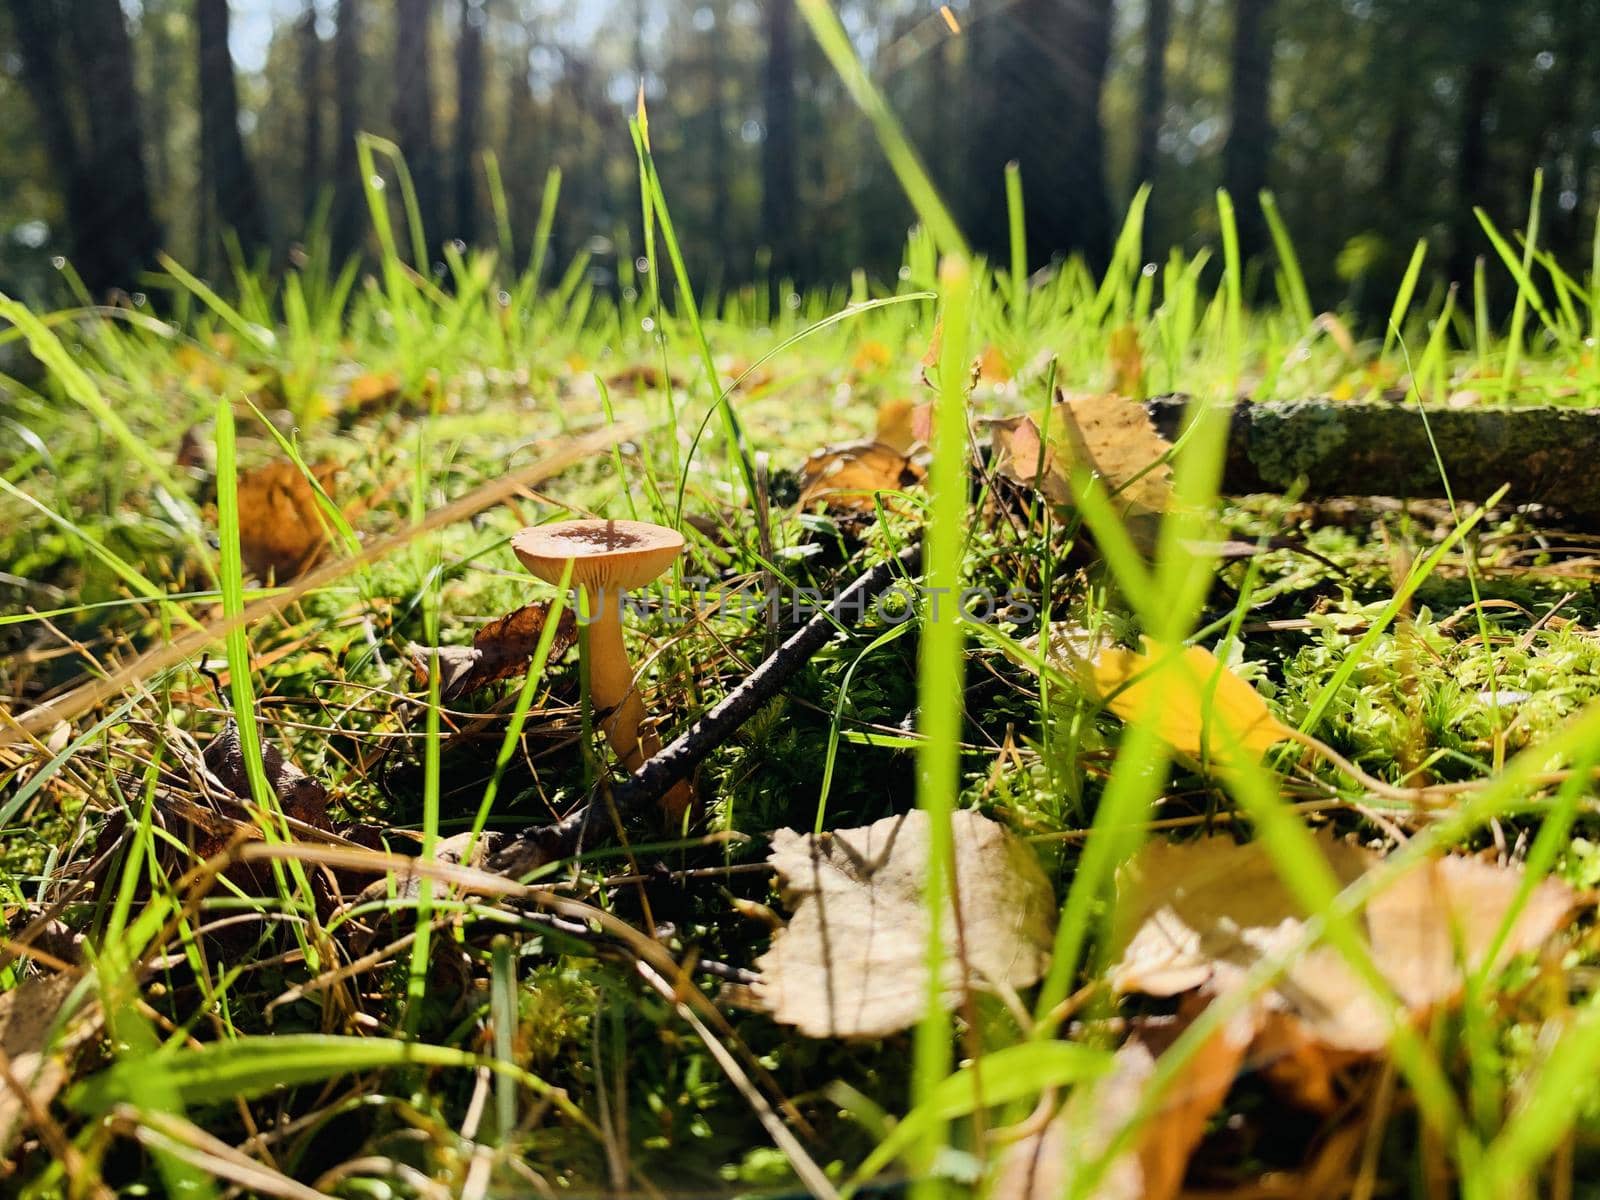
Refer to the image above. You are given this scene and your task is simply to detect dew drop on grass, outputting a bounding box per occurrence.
[450,239,466,254]
[50,256,65,270]
[369,174,385,191]
[1142,262,1158,277]
[497,290,511,306]
[622,286,638,302]
[635,256,650,274]
[641,317,655,333]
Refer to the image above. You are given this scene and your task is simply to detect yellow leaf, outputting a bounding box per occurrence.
[977,343,1012,383]
[1091,641,1292,764]
[1107,324,1143,396]
[852,338,892,374]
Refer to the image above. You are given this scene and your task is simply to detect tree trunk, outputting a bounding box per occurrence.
[761,0,798,282]
[706,0,730,249]
[1222,0,1276,266]
[297,1,325,224]
[966,0,1114,270]
[506,18,539,266]
[453,0,485,245]
[393,0,440,255]
[1450,55,1498,284]
[7,1,87,240]
[22,0,164,294]
[1135,0,1171,193]
[197,0,269,258]
[331,0,363,258]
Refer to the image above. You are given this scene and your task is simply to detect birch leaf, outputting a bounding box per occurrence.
[1091,641,1294,765]
[754,810,1054,1038]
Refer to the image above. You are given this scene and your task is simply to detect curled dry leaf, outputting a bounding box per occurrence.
[990,391,1173,552]
[1090,641,1294,767]
[408,601,578,701]
[874,397,932,454]
[202,717,330,829]
[797,441,924,514]
[1110,834,1579,1056]
[994,999,1253,1200]
[754,810,1054,1038]
[232,460,340,581]
[0,973,102,1154]
[1001,837,1578,1198]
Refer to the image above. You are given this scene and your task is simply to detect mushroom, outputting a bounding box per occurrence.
[511,519,693,817]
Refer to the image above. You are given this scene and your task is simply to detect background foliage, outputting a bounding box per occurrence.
[2,0,1596,316]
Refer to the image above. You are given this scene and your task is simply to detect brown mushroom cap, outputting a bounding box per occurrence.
[511,519,684,591]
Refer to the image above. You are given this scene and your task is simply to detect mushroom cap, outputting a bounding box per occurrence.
[511,519,684,591]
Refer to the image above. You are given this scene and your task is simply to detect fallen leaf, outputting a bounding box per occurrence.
[991,391,1173,551]
[754,810,1055,1038]
[798,441,924,514]
[1091,641,1294,766]
[1110,835,1579,1053]
[232,460,339,580]
[994,999,1252,1200]
[0,973,102,1155]
[978,344,1013,383]
[201,717,330,828]
[852,339,893,374]
[345,370,401,414]
[408,601,578,701]
[874,397,925,453]
[1107,325,1143,396]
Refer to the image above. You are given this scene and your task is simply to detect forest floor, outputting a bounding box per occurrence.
[7,142,1600,1197]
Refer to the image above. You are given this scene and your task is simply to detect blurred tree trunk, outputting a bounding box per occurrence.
[331,0,363,258]
[966,0,1113,270]
[1135,0,1170,192]
[706,0,730,250]
[761,0,798,282]
[453,0,485,245]
[1222,0,1275,266]
[298,1,325,225]
[197,0,269,258]
[1450,55,1498,283]
[8,1,88,248]
[13,0,165,293]
[394,0,440,254]
[506,18,539,266]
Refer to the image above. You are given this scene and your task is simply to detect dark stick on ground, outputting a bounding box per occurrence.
[615,540,924,810]
[1146,395,1600,522]
[493,541,923,869]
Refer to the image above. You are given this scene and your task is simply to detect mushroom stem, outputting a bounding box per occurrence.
[583,588,649,772]
[584,588,693,821]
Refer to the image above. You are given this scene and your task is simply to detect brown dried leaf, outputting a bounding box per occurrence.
[991,392,1174,550]
[0,973,102,1154]
[754,810,1054,1038]
[233,460,339,581]
[797,441,924,514]
[874,397,922,453]
[407,601,578,701]
[994,1000,1253,1200]
[202,718,330,828]
[1110,835,1578,1053]
[345,370,401,414]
